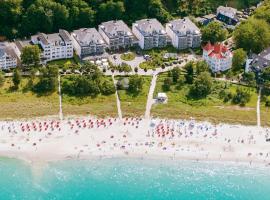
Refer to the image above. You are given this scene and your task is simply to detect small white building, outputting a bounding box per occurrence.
[157,92,168,103]
[132,19,168,50]
[0,42,18,70]
[166,17,201,50]
[203,42,232,72]
[31,29,73,63]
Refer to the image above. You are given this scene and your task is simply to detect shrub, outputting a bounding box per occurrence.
[100,80,116,95]
[162,77,173,91]
[232,88,251,106]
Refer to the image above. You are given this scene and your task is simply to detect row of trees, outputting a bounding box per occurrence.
[233,1,270,54]
[0,0,260,39]
[162,61,213,99]
[62,63,115,97]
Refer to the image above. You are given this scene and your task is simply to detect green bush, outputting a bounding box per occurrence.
[232,88,251,106]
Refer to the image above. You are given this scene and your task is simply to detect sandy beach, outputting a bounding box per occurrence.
[0,116,270,166]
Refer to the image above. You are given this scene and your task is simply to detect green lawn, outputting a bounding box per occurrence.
[117,76,152,117]
[139,62,157,70]
[0,76,118,119]
[0,78,59,119]
[47,58,77,66]
[152,73,258,125]
[120,52,135,61]
[261,103,270,127]
[62,94,117,118]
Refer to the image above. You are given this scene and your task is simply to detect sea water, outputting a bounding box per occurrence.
[0,158,270,200]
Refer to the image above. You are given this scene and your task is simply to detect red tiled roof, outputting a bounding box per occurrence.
[203,42,213,51]
[203,43,230,59]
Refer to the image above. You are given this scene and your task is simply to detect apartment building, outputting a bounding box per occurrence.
[0,42,18,70]
[166,17,201,50]
[132,18,167,50]
[71,28,106,58]
[98,20,134,50]
[31,29,73,63]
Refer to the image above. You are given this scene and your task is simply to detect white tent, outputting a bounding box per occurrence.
[157,93,168,103]
[96,60,102,65]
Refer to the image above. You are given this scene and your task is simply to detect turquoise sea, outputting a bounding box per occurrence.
[0,158,270,200]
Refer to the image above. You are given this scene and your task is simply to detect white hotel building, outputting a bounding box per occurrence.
[203,42,232,72]
[132,18,168,50]
[166,17,201,50]
[98,20,134,50]
[31,29,73,63]
[0,43,17,70]
[71,28,106,58]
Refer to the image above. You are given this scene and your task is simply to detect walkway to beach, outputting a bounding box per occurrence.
[58,74,63,120]
[257,87,262,127]
[112,75,123,120]
[145,73,158,119]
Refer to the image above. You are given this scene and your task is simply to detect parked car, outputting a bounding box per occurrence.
[143,54,151,60]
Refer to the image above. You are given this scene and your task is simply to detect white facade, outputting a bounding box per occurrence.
[166,17,201,50]
[0,43,17,70]
[71,28,106,58]
[31,29,73,63]
[203,43,232,72]
[98,20,134,50]
[132,19,167,50]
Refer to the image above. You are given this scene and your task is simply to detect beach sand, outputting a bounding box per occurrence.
[0,116,269,166]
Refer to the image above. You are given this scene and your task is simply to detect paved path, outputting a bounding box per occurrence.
[58,74,63,120]
[257,87,262,127]
[112,75,123,120]
[145,73,158,119]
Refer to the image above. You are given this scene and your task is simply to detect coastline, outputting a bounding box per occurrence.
[0,115,269,167]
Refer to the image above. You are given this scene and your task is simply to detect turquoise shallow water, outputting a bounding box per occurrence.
[0,158,270,200]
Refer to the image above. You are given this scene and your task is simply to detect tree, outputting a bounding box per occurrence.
[0,0,22,39]
[176,76,186,90]
[253,2,270,24]
[232,88,251,106]
[202,21,228,43]
[12,69,21,90]
[100,80,116,95]
[242,72,256,87]
[33,65,58,93]
[261,67,270,93]
[184,62,194,84]
[21,0,69,35]
[148,0,171,23]
[128,75,144,94]
[97,1,125,23]
[232,49,247,71]
[162,77,172,91]
[266,97,270,107]
[21,45,41,68]
[0,71,5,88]
[233,18,270,53]
[171,67,181,83]
[189,72,213,98]
[195,61,209,75]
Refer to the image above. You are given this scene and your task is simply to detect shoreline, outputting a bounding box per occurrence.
[0,116,269,167]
